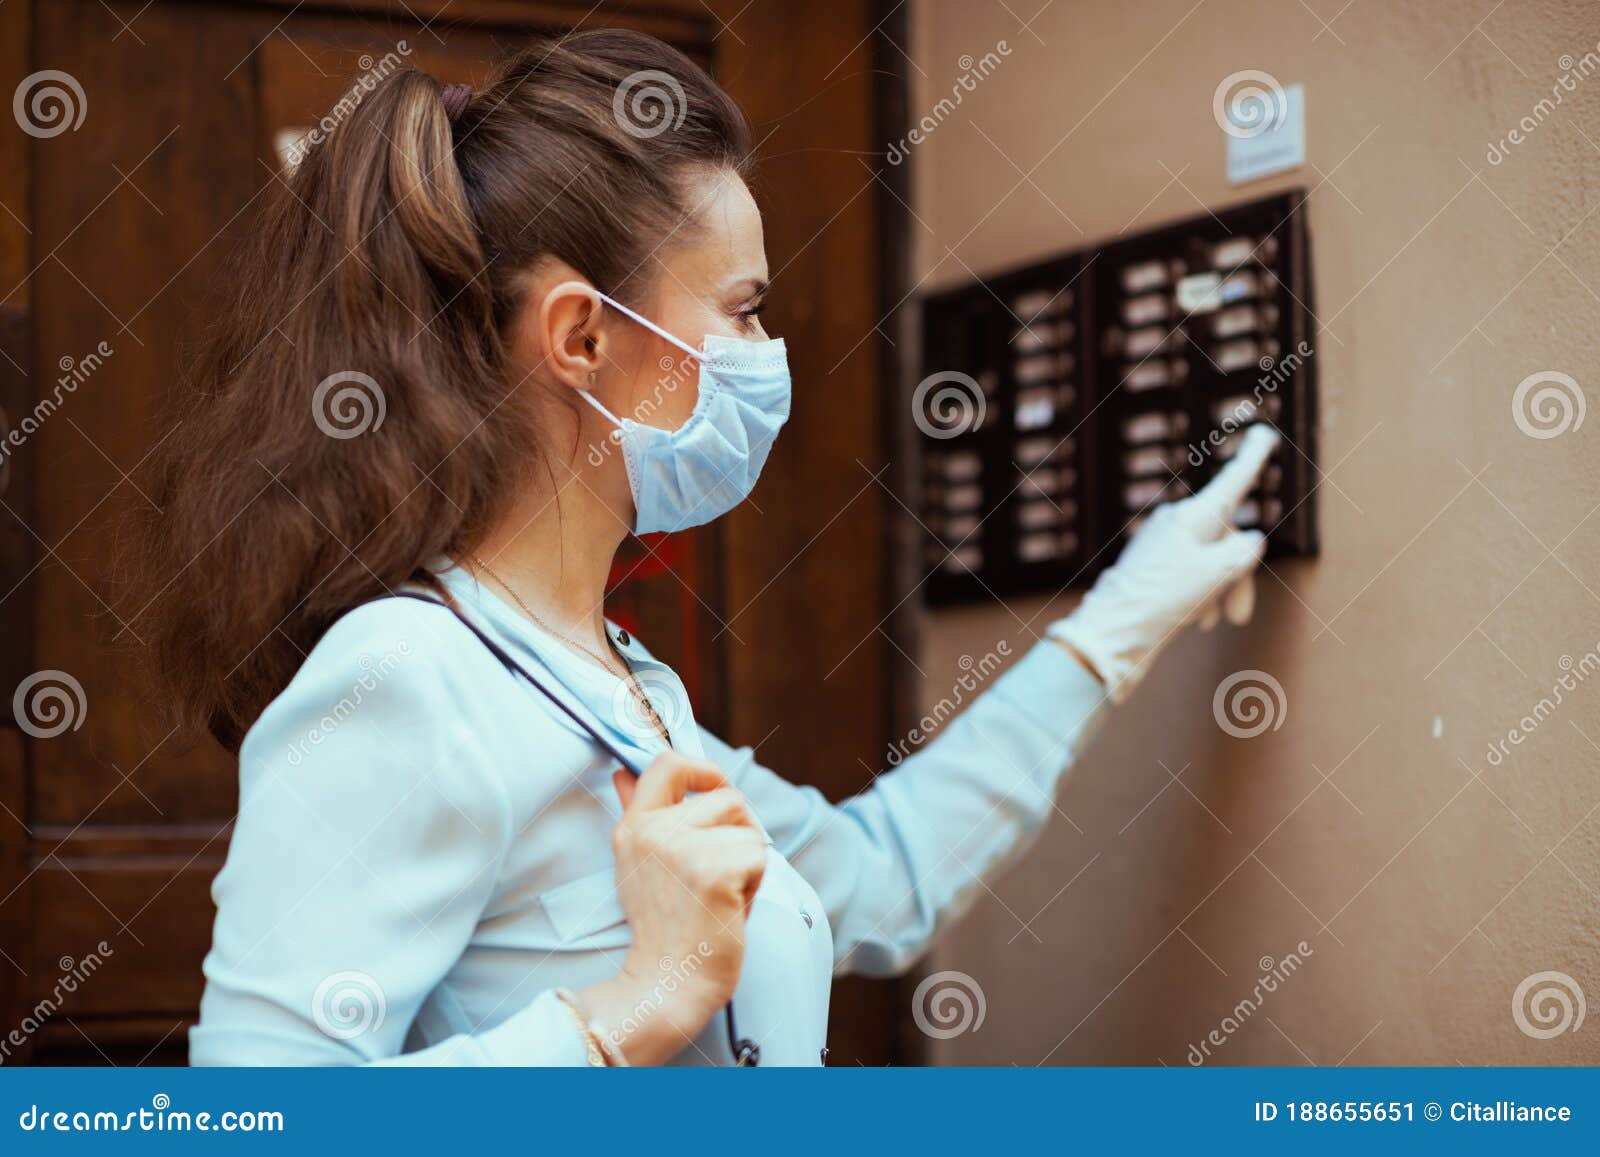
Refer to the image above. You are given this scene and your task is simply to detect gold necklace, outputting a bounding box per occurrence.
[468,554,673,748]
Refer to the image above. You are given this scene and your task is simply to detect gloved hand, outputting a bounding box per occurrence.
[1048,424,1280,702]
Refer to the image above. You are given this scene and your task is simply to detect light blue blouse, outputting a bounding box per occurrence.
[190,563,1109,1066]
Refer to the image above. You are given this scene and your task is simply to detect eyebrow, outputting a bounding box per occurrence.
[730,277,769,297]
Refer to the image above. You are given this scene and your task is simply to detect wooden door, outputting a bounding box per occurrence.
[1,0,899,1066]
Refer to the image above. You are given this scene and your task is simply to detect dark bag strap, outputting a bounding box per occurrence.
[384,590,644,776]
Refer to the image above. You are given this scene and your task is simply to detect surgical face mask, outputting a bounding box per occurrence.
[580,291,791,535]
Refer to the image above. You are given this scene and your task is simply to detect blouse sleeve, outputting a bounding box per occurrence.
[189,600,593,1066]
[700,640,1111,978]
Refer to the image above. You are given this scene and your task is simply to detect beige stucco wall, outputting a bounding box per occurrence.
[908,0,1600,1064]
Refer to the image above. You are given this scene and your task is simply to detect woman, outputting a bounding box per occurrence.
[139,30,1276,1066]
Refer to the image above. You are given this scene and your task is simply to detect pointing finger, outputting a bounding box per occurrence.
[1195,424,1280,523]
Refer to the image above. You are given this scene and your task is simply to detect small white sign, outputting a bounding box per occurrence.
[1224,82,1304,184]
[1175,271,1223,313]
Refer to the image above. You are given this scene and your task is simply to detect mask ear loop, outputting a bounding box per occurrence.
[594,290,703,360]
[578,290,706,432]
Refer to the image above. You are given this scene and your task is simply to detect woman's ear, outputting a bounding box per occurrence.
[504,266,606,392]
[543,279,606,389]
[534,277,606,391]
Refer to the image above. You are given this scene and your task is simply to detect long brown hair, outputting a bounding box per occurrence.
[131,30,750,751]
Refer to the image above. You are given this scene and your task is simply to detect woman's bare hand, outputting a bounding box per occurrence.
[575,752,766,1063]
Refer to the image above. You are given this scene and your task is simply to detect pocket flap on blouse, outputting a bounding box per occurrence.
[540,868,628,944]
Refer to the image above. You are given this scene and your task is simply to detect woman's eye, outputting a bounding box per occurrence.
[738,302,767,327]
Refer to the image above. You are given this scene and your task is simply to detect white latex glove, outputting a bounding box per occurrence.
[1048,424,1280,702]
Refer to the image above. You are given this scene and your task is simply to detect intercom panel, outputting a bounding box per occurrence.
[918,191,1317,606]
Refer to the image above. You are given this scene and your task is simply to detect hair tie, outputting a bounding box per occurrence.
[441,83,472,124]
